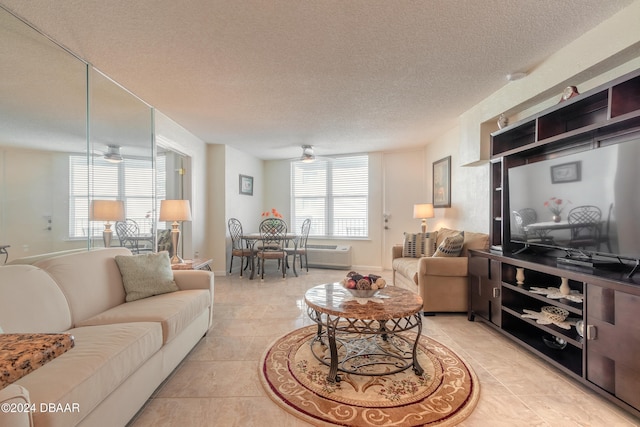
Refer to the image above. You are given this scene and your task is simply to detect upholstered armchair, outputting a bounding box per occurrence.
[392,228,489,314]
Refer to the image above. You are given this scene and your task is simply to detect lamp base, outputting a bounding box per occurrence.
[103,224,113,248]
[170,223,183,264]
[421,220,427,234]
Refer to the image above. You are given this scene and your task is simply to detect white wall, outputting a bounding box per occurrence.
[204,144,265,275]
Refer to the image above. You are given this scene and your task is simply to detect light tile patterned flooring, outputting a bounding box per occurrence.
[128,266,639,427]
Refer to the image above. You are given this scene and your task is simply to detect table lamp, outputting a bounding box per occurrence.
[90,200,125,247]
[159,199,192,264]
[413,203,434,233]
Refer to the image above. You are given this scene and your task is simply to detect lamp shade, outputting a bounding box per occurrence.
[159,200,192,222]
[90,200,125,221]
[413,203,434,219]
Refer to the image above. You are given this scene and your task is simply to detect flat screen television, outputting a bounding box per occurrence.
[508,132,640,276]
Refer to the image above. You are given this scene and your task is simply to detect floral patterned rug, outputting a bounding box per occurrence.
[259,325,480,426]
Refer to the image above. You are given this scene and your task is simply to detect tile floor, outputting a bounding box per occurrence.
[128,266,639,427]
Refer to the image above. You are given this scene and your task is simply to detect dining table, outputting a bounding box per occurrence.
[241,232,299,279]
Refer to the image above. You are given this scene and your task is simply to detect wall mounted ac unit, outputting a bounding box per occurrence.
[306,244,352,269]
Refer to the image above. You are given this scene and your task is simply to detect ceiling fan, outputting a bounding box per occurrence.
[300,145,316,163]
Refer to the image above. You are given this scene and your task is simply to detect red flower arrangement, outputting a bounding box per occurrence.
[261,208,283,218]
[544,197,570,216]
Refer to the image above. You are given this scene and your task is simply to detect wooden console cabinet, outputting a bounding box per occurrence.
[470,68,640,418]
[468,250,640,417]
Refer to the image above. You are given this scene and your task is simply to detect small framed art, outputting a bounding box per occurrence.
[550,161,581,184]
[433,156,451,208]
[239,174,253,195]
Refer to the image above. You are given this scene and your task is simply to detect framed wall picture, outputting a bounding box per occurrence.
[550,161,581,184]
[433,156,451,208]
[239,174,253,195]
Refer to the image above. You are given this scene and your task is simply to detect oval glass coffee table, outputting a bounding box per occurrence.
[304,282,424,383]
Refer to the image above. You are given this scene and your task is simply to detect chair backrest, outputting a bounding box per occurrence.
[157,228,173,252]
[298,218,311,248]
[518,208,537,226]
[115,219,139,247]
[259,218,287,248]
[568,205,602,238]
[228,218,245,250]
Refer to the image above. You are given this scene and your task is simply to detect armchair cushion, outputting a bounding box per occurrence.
[433,231,465,257]
[402,231,437,257]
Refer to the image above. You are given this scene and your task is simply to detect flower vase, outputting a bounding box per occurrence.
[559,277,570,295]
[515,268,525,286]
[552,214,561,223]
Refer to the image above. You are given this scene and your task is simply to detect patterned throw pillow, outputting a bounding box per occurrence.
[115,251,179,302]
[403,231,438,257]
[433,232,465,257]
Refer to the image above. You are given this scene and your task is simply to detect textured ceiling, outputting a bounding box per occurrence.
[0,0,636,159]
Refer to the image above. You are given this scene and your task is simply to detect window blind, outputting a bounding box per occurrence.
[291,154,368,238]
[69,154,165,238]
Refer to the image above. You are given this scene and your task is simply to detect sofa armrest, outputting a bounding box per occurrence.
[0,384,34,427]
[418,256,468,277]
[392,245,404,260]
[173,270,214,292]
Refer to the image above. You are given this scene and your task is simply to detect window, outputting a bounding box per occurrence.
[69,154,165,238]
[291,154,368,238]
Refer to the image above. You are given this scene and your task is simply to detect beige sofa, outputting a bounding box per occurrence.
[392,228,489,314]
[0,248,214,427]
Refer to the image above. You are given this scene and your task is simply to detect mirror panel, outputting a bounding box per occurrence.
[0,7,155,261]
[0,7,88,259]
[88,69,154,250]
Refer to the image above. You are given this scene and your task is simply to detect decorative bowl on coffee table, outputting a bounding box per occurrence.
[344,288,379,298]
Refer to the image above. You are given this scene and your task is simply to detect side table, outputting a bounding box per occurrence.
[0,333,75,388]
[171,258,212,271]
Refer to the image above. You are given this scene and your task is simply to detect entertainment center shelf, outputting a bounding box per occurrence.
[468,249,640,417]
[474,68,640,418]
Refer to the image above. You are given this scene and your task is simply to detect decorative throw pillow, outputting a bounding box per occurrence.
[403,231,438,257]
[433,232,465,257]
[424,232,438,257]
[115,251,179,302]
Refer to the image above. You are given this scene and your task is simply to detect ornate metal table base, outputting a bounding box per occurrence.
[307,307,423,382]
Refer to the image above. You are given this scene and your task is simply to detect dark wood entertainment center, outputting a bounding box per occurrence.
[468,68,640,417]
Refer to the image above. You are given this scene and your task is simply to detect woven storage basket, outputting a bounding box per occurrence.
[541,306,569,322]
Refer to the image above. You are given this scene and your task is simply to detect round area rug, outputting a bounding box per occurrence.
[259,325,480,427]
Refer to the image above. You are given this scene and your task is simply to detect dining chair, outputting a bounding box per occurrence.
[228,218,254,277]
[157,228,173,254]
[567,205,602,249]
[595,203,614,253]
[286,218,311,274]
[115,219,152,253]
[257,218,288,279]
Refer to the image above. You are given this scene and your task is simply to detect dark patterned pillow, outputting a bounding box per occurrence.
[433,231,465,257]
[403,231,438,257]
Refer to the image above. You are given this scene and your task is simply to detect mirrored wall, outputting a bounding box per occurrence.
[0,6,168,261]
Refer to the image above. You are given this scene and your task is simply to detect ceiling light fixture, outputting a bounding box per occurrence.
[104,145,124,163]
[300,145,316,163]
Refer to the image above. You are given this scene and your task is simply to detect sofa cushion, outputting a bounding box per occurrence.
[433,231,465,257]
[391,258,419,285]
[0,265,72,333]
[15,322,162,427]
[115,251,179,302]
[77,289,210,344]
[460,230,490,256]
[402,231,437,257]
[402,232,424,257]
[34,248,131,326]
